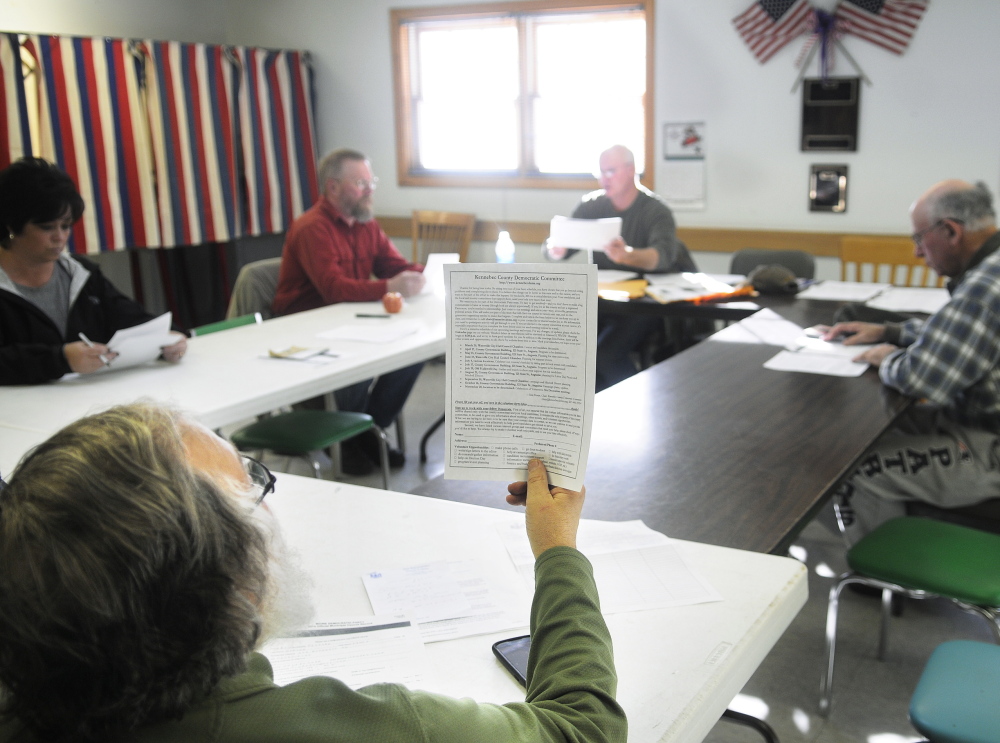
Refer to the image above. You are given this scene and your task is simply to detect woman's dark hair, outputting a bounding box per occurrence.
[0,404,270,741]
[0,157,85,245]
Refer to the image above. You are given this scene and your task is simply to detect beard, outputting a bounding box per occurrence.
[251,507,316,643]
[351,200,374,223]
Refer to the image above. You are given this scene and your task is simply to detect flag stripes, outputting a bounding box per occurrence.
[835,0,928,55]
[1,31,315,250]
[0,33,32,170]
[237,46,318,237]
[733,0,815,64]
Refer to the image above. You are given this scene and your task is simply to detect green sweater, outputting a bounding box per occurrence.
[2,547,626,743]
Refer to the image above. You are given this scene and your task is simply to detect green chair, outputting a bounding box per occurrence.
[190,312,262,336]
[909,640,1000,743]
[191,314,390,488]
[820,517,1000,715]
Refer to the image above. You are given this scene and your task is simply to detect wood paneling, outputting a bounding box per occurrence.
[378,215,905,257]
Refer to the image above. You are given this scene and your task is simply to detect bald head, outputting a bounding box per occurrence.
[911,179,996,233]
[909,179,998,277]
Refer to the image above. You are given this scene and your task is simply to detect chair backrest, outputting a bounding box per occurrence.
[411,210,476,263]
[191,312,262,337]
[226,257,283,319]
[730,248,816,279]
[840,236,944,287]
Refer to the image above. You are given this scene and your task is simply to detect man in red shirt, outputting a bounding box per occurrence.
[272,149,426,474]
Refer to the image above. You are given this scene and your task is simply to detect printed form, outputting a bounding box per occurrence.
[444,263,597,490]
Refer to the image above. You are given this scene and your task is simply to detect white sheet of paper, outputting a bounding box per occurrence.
[786,336,876,359]
[101,312,175,370]
[362,560,527,643]
[317,320,420,344]
[498,519,720,613]
[711,308,804,347]
[797,281,891,302]
[261,617,428,689]
[644,272,735,303]
[443,263,597,490]
[549,215,622,251]
[421,253,460,295]
[764,349,868,376]
[597,269,641,283]
[866,286,950,314]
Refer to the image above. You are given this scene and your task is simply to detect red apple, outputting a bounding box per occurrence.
[382,292,404,313]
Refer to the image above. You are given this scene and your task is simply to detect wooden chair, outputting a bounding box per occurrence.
[840,236,945,287]
[411,210,476,263]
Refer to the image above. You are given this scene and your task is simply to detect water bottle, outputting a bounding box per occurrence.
[495,230,515,264]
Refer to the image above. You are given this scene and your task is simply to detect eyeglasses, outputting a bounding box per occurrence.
[343,176,378,191]
[241,455,276,506]
[912,218,962,246]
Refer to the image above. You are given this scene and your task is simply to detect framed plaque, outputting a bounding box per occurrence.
[809,164,848,213]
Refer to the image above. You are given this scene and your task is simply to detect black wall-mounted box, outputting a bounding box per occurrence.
[801,77,859,151]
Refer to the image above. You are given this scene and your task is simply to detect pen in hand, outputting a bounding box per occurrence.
[78,332,112,367]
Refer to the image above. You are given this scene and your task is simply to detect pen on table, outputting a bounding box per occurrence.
[356,313,390,318]
[78,332,112,367]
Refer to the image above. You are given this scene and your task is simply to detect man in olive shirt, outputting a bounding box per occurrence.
[0,404,626,743]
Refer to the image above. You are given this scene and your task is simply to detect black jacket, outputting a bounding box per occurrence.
[0,254,155,384]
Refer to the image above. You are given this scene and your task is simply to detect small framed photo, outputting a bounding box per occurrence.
[809,164,848,212]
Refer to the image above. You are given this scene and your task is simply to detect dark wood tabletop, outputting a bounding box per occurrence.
[411,296,911,555]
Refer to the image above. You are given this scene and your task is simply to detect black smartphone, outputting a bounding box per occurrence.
[492,634,531,687]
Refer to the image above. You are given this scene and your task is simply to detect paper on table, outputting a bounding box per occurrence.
[549,215,621,251]
[317,320,420,344]
[261,616,428,689]
[100,312,175,371]
[496,519,721,613]
[597,268,641,283]
[644,272,736,303]
[786,335,876,359]
[866,286,950,314]
[797,281,891,302]
[362,560,528,643]
[709,307,805,346]
[421,252,460,295]
[764,350,868,377]
[443,263,597,490]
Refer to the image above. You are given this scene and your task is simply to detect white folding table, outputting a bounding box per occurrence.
[268,474,808,743]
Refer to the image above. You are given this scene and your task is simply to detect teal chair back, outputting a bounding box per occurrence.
[191,312,262,337]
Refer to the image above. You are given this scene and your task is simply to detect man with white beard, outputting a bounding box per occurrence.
[0,403,625,743]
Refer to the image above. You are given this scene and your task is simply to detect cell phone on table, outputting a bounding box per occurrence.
[492,634,531,687]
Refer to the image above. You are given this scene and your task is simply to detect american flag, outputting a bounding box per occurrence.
[834,0,928,55]
[733,0,816,63]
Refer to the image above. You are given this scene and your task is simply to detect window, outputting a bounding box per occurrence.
[391,0,653,189]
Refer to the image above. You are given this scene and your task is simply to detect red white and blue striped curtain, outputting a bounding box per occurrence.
[0,32,33,170]
[145,40,241,249]
[25,34,160,254]
[235,46,318,236]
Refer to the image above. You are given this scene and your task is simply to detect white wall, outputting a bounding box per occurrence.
[5,0,998,239]
[0,0,227,43]
[222,0,1000,237]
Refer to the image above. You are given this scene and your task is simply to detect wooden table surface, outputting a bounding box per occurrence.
[412,297,911,555]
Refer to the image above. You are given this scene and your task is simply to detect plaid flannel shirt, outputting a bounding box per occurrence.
[881,232,1000,432]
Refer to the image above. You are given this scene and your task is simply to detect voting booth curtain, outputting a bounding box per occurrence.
[0,31,318,255]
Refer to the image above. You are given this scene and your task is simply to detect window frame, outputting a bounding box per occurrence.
[390,0,654,190]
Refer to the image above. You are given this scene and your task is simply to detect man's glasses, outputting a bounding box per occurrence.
[912,218,963,247]
[343,177,378,191]
[242,455,276,506]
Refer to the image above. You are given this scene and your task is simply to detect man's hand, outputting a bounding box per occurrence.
[506,459,585,559]
[821,321,887,345]
[387,270,426,297]
[160,332,188,363]
[544,243,569,261]
[853,343,899,368]
[63,341,116,374]
[603,237,659,271]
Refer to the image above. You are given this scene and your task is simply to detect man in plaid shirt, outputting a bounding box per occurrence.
[823,180,1000,543]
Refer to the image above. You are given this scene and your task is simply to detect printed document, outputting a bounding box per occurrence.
[261,616,428,688]
[444,263,597,490]
[549,215,621,251]
[100,312,175,371]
